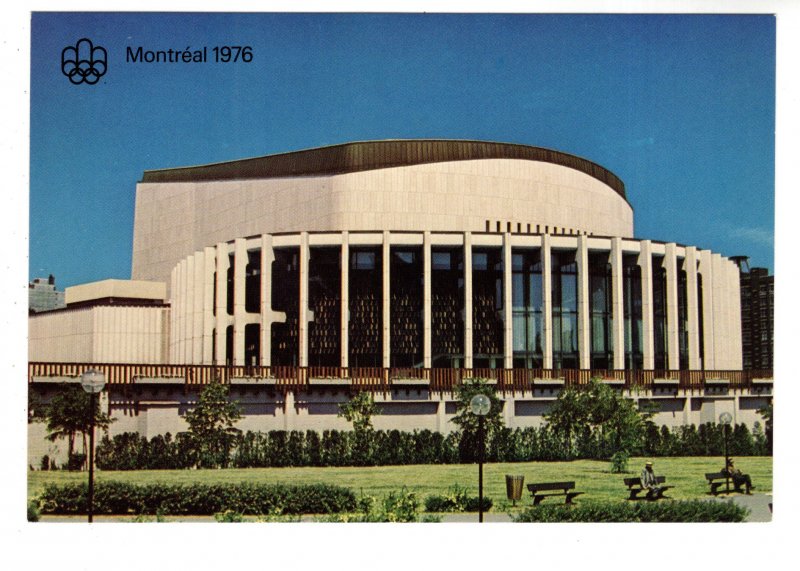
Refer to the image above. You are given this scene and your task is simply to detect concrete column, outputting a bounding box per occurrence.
[436,398,447,433]
[665,243,679,370]
[260,236,273,366]
[464,232,473,368]
[259,235,284,367]
[177,258,187,363]
[284,391,295,431]
[639,240,654,370]
[169,266,177,363]
[214,243,228,365]
[202,247,216,364]
[99,390,110,416]
[423,231,432,368]
[683,396,692,425]
[728,260,743,370]
[299,232,310,367]
[698,250,715,370]
[685,247,701,370]
[233,238,247,366]
[577,235,590,369]
[542,234,553,369]
[711,253,726,370]
[341,233,349,368]
[610,238,625,369]
[503,233,513,369]
[192,251,204,364]
[382,231,391,368]
[503,394,515,428]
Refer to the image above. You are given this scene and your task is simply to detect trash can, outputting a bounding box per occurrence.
[505,475,525,506]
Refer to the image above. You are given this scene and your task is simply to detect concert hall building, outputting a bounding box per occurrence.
[28,140,772,459]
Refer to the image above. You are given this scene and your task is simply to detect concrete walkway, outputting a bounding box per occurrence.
[721,492,773,522]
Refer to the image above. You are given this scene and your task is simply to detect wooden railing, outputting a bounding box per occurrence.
[28,362,773,393]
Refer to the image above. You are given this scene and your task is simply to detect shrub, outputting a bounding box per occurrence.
[730,424,755,456]
[609,451,630,473]
[512,500,748,523]
[67,453,86,472]
[752,422,768,456]
[214,510,244,522]
[379,489,420,522]
[81,422,773,472]
[424,485,492,513]
[27,500,40,522]
[322,489,421,522]
[38,482,357,516]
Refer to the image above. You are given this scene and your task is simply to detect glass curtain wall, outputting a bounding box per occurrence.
[697,273,705,369]
[589,252,613,370]
[512,249,543,369]
[308,247,341,367]
[652,256,668,370]
[390,248,423,368]
[472,248,504,368]
[245,250,261,313]
[623,254,643,370]
[349,247,382,367]
[271,248,300,366]
[431,248,464,368]
[551,250,578,369]
[678,264,689,370]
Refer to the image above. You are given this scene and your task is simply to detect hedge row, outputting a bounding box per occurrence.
[512,500,748,523]
[90,421,769,471]
[37,481,357,515]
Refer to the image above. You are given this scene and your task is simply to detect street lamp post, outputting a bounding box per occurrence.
[81,369,106,523]
[719,412,733,494]
[470,394,491,523]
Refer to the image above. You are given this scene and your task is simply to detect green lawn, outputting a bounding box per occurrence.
[28,456,772,511]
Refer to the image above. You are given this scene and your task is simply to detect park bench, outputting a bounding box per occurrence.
[526,481,584,506]
[623,476,673,500]
[705,472,740,495]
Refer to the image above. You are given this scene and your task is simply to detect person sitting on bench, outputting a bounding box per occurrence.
[724,459,755,494]
[640,461,664,500]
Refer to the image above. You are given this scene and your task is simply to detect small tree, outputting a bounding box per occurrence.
[184,382,242,468]
[545,379,651,470]
[338,391,379,432]
[44,384,113,469]
[339,392,379,465]
[450,378,504,463]
[757,403,773,454]
[542,385,589,459]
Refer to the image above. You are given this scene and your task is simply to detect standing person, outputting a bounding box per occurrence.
[640,461,663,500]
[724,459,755,494]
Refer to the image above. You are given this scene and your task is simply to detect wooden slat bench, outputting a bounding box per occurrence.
[705,472,736,495]
[623,476,673,500]
[527,481,584,506]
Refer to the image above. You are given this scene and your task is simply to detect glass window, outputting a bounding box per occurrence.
[432,252,451,270]
[353,251,376,270]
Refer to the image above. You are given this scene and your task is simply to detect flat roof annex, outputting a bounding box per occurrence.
[140,139,627,200]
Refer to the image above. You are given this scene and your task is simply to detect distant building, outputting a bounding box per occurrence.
[732,257,774,370]
[28,279,168,363]
[28,275,65,314]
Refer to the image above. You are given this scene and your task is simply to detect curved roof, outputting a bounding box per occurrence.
[141,139,626,200]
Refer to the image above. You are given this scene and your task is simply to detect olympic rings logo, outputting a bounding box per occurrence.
[61,38,107,85]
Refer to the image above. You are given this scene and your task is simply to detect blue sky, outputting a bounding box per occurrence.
[29,12,775,287]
